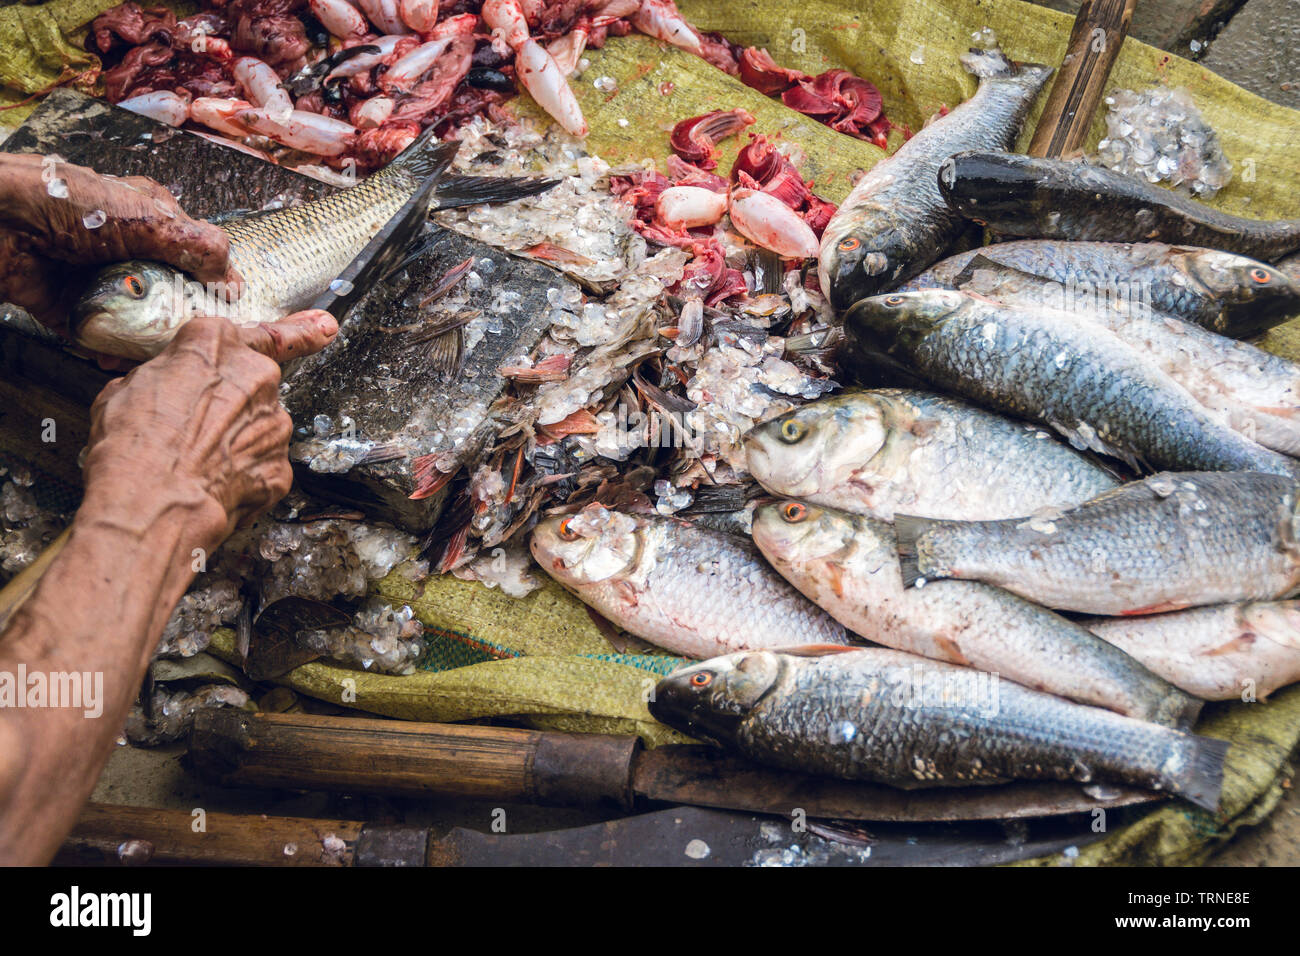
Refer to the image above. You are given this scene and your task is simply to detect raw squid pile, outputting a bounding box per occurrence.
[89,0,891,175]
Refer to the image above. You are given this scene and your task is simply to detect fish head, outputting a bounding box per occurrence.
[529,505,644,587]
[844,289,966,344]
[1240,601,1300,651]
[649,651,782,745]
[71,261,191,361]
[819,226,901,312]
[745,395,887,499]
[1184,252,1300,324]
[751,499,856,566]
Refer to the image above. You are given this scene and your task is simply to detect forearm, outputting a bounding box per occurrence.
[0,473,226,864]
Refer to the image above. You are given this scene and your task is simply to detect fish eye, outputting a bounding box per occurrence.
[779,419,806,443]
[781,501,808,523]
[558,518,580,541]
[1250,268,1271,284]
[838,237,860,252]
[690,671,713,688]
[123,275,146,297]
[884,294,905,306]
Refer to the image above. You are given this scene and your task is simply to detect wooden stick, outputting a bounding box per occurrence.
[56,803,366,866]
[1028,0,1139,159]
[189,709,640,808]
[0,526,70,631]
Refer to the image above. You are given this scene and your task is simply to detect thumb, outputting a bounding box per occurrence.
[238,310,339,362]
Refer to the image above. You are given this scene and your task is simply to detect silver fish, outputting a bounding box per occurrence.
[1086,601,1300,701]
[529,504,847,659]
[743,389,1118,521]
[649,647,1228,811]
[817,48,1051,311]
[897,471,1300,616]
[751,499,1200,727]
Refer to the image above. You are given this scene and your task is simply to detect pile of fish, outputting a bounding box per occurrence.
[52,17,1300,814]
[87,0,891,178]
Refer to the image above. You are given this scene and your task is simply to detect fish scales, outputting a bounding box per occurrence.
[744,390,1118,521]
[650,649,1227,809]
[901,240,1300,338]
[818,49,1051,311]
[899,471,1300,615]
[844,290,1300,477]
[751,500,1199,727]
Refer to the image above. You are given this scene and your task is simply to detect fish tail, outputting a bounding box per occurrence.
[1152,688,1205,732]
[894,513,938,588]
[1167,735,1229,813]
[388,125,461,182]
[433,174,562,210]
[959,47,1016,79]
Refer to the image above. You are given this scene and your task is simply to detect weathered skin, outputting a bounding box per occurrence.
[915,253,1300,455]
[899,471,1300,616]
[750,500,1200,727]
[1087,601,1300,701]
[901,239,1300,338]
[743,390,1117,521]
[817,49,1051,312]
[938,150,1300,262]
[649,648,1227,811]
[529,505,846,658]
[844,289,1300,477]
[72,130,458,360]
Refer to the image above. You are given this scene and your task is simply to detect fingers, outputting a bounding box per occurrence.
[237,310,339,363]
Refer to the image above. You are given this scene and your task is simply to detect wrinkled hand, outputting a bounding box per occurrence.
[82,312,337,549]
[0,153,241,338]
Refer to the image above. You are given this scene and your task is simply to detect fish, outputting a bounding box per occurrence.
[895,471,1300,616]
[750,499,1200,727]
[648,646,1228,811]
[743,389,1119,521]
[937,150,1300,262]
[817,48,1051,312]
[1086,601,1300,701]
[71,128,558,360]
[528,504,847,658]
[842,289,1300,477]
[900,240,1300,339]
[943,255,1300,456]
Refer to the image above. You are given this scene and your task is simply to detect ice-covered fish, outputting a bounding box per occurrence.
[529,504,847,658]
[1086,601,1300,701]
[71,128,557,359]
[938,150,1300,262]
[897,471,1300,616]
[649,647,1227,811]
[751,500,1199,727]
[817,48,1050,311]
[843,289,1300,477]
[743,390,1118,521]
[942,256,1300,456]
[901,240,1300,339]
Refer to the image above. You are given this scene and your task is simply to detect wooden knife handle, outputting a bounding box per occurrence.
[1028,0,1139,159]
[188,709,640,809]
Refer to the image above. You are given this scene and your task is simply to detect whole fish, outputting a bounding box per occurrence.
[943,256,1300,456]
[649,647,1228,811]
[1087,601,1300,701]
[529,504,847,658]
[751,499,1200,727]
[937,150,1300,262]
[743,389,1118,521]
[901,239,1300,338]
[817,49,1051,312]
[896,471,1300,615]
[843,288,1300,477]
[71,129,557,360]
